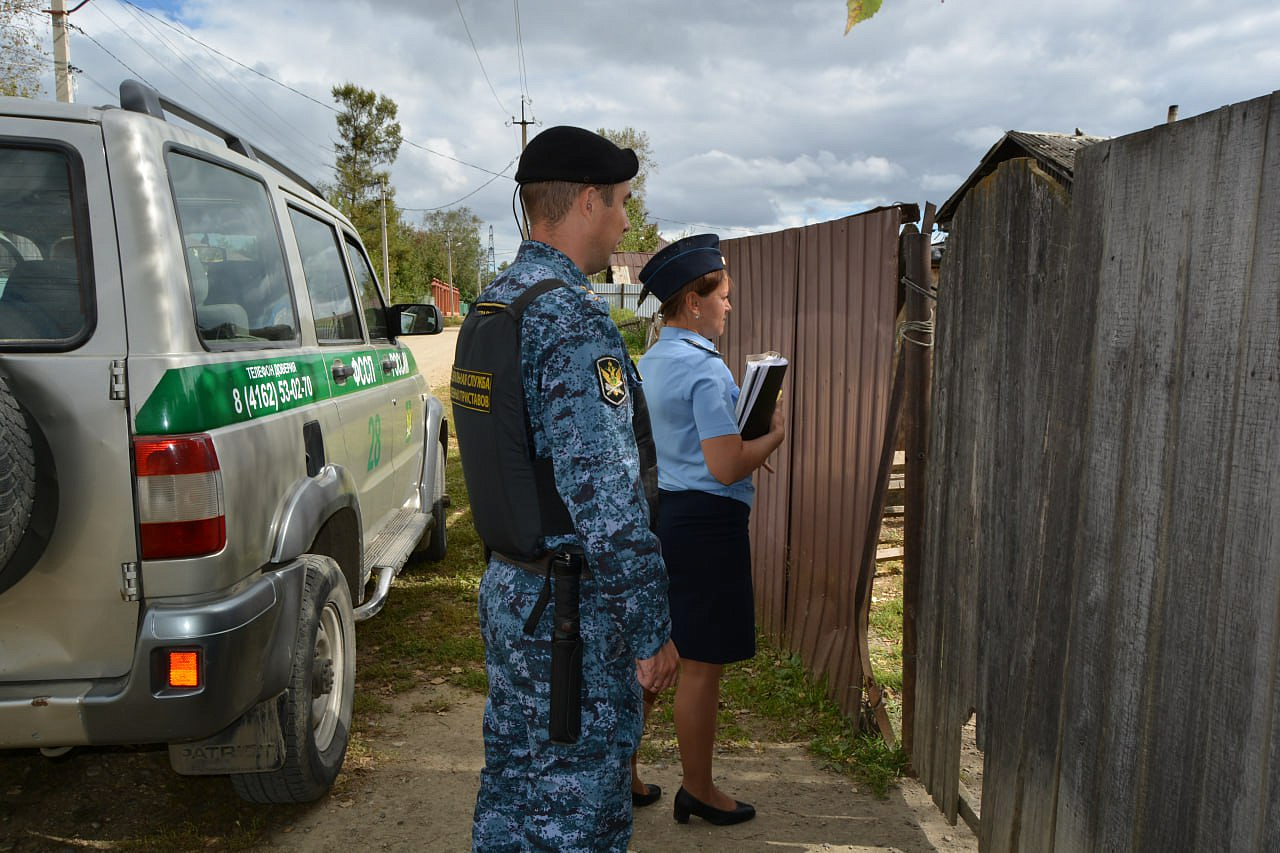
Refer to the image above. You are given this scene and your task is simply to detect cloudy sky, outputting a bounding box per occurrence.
[27,0,1280,263]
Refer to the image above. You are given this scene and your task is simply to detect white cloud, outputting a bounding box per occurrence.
[34,0,1280,253]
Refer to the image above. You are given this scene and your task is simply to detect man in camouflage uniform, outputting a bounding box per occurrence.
[469,126,679,852]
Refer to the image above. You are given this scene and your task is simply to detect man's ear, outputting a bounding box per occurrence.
[580,185,596,216]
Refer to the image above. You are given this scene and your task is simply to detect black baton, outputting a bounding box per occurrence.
[548,553,583,743]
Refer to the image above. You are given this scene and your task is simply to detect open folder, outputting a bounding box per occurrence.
[735,351,788,440]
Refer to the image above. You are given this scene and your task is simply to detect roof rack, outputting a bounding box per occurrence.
[118,79,323,198]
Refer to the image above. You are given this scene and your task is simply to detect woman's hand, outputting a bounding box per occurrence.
[636,639,680,692]
[702,400,787,484]
[768,397,786,438]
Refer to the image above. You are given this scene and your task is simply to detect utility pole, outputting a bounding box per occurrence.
[511,99,536,238]
[445,233,454,289]
[511,98,535,151]
[50,0,73,103]
[379,179,390,294]
[488,225,496,274]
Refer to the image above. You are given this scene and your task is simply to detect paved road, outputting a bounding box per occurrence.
[401,323,458,394]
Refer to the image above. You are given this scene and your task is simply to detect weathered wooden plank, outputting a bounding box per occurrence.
[1133,93,1270,851]
[1192,91,1280,852]
[915,182,969,801]
[940,180,995,824]
[967,158,1077,853]
[1050,120,1182,850]
[1048,149,1111,853]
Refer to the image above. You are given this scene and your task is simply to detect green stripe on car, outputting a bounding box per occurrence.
[135,347,419,434]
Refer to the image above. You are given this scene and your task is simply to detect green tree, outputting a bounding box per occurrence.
[1,0,47,97]
[422,208,485,302]
[328,83,403,293]
[598,127,661,252]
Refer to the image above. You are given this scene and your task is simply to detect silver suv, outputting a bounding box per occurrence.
[0,81,449,803]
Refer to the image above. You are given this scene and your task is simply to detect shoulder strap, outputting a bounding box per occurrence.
[508,278,568,318]
[508,277,577,542]
[681,337,724,359]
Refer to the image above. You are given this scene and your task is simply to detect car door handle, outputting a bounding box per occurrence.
[381,358,395,374]
[332,362,355,382]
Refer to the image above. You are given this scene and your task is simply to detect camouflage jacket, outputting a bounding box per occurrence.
[477,240,670,660]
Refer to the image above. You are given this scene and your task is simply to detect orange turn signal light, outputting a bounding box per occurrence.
[167,650,201,689]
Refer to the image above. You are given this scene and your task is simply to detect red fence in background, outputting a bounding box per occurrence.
[430,278,461,317]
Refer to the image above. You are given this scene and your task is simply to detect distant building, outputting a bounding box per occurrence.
[937,130,1108,229]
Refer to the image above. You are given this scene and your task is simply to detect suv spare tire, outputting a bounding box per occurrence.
[0,372,35,572]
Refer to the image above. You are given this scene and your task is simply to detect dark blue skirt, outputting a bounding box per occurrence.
[657,489,756,664]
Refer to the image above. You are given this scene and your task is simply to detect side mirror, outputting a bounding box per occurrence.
[387,302,443,336]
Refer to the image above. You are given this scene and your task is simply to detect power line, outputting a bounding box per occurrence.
[455,0,508,115]
[65,22,155,88]
[74,66,120,100]
[120,0,334,111]
[397,155,518,212]
[513,0,529,101]
[651,216,762,236]
[106,0,332,177]
[114,0,509,179]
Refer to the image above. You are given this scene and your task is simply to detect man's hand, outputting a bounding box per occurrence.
[636,639,679,692]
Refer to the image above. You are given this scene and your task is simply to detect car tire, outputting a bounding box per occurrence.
[231,554,355,803]
[416,439,448,562]
[0,372,35,574]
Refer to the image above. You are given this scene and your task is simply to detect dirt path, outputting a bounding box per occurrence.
[402,325,459,390]
[265,682,976,852]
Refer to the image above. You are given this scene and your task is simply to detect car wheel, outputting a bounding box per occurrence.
[0,372,35,574]
[417,439,448,562]
[231,554,355,803]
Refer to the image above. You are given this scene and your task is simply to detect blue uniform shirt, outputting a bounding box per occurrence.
[637,325,755,508]
[477,240,671,661]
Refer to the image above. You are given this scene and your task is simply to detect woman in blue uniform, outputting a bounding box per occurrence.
[635,234,785,826]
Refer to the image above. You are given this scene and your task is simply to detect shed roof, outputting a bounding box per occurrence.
[937,130,1108,227]
[607,251,656,285]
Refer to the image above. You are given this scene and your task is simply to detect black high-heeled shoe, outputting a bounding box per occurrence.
[632,783,662,808]
[672,786,756,826]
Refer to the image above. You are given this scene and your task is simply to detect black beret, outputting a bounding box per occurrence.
[638,234,725,305]
[514,125,639,185]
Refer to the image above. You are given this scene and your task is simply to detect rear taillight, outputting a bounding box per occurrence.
[133,434,226,559]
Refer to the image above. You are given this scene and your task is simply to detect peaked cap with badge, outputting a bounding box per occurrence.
[637,233,725,307]
[514,125,640,185]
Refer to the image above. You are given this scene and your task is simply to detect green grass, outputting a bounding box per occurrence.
[610,306,648,357]
[355,392,913,798]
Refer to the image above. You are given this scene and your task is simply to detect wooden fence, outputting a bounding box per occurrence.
[917,90,1280,850]
[720,207,902,720]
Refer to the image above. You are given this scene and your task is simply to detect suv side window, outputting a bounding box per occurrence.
[0,144,91,345]
[167,150,298,347]
[288,207,362,343]
[342,235,388,342]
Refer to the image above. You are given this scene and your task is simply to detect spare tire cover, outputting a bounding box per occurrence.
[0,371,36,572]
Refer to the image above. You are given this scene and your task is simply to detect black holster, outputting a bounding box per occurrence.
[521,550,585,744]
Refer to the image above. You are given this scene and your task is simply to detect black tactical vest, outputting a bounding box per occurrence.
[451,279,658,560]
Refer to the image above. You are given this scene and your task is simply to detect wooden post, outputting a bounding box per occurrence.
[901,203,936,763]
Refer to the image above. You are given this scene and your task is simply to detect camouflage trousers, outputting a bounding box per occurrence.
[472,561,642,852]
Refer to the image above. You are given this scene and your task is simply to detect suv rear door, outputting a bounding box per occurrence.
[0,114,140,680]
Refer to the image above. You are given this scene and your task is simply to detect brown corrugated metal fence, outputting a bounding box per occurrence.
[720,207,901,718]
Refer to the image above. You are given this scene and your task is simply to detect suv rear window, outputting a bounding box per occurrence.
[0,145,91,346]
[167,150,298,347]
